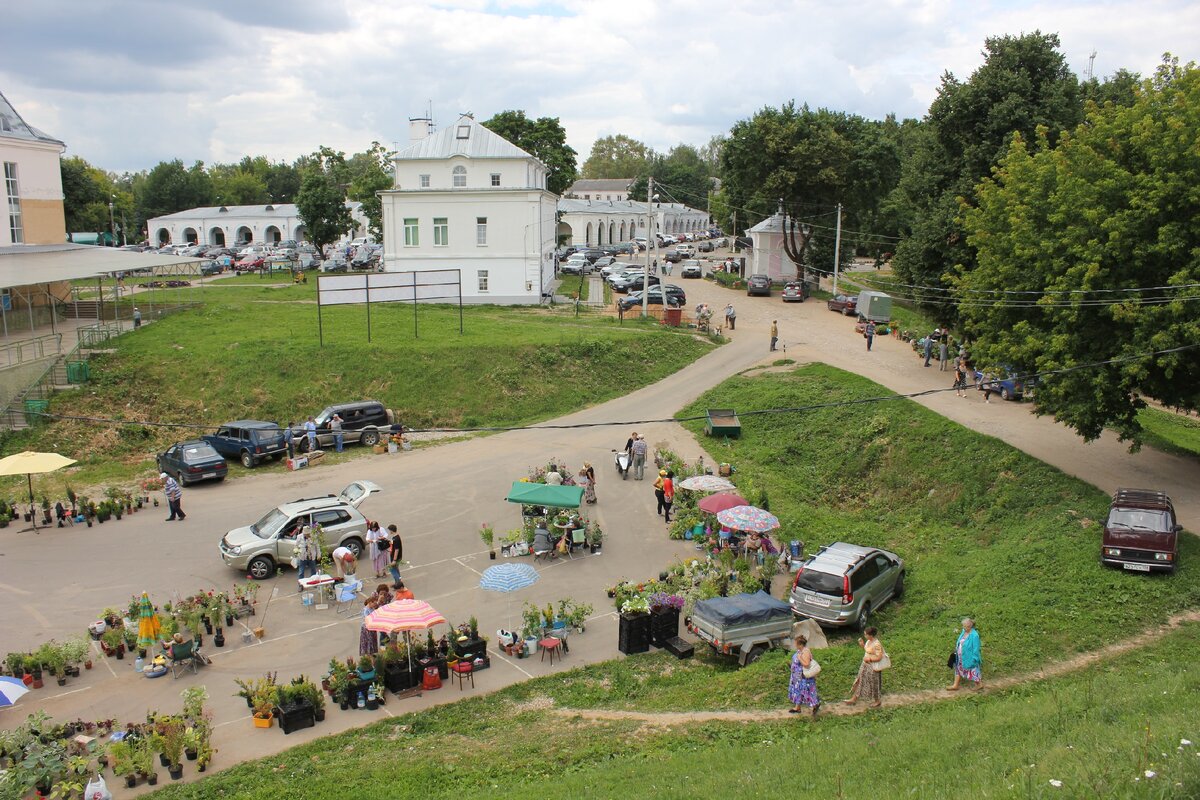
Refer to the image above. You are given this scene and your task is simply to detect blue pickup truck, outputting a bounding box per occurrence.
[202,420,289,469]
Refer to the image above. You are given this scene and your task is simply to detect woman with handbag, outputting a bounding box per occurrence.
[947,617,982,691]
[787,635,821,716]
[843,626,888,708]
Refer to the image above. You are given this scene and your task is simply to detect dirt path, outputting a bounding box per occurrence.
[551,609,1200,727]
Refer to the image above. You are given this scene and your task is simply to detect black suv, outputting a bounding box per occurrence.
[202,421,288,469]
[296,401,394,451]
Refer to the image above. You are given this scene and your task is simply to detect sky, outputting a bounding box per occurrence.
[1,0,1197,174]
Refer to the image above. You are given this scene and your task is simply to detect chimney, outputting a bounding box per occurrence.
[409,117,433,143]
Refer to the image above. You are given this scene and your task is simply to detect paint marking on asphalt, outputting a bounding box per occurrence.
[41,685,92,702]
[23,602,51,628]
[94,640,119,678]
[0,581,33,596]
[214,714,250,729]
[453,557,483,577]
[491,650,534,679]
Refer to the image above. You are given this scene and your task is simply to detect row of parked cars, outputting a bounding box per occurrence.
[156,401,396,484]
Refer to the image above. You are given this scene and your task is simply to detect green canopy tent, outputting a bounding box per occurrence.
[505,482,584,509]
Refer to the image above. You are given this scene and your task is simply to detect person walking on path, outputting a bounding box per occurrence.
[133,307,142,330]
[654,470,668,517]
[843,626,886,708]
[330,413,345,452]
[161,472,185,521]
[788,635,821,716]
[631,435,648,480]
[939,332,949,371]
[770,320,779,352]
[386,525,404,588]
[724,303,736,330]
[947,618,983,691]
[980,372,995,403]
[953,363,968,397]
[865,320,876,351]
[662,471,675,523]
[923,336,934,367]
[295,525,318,579]
[304,416,317,452]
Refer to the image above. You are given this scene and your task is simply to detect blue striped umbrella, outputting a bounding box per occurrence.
[0,676,30,707]
[479,563,540,594]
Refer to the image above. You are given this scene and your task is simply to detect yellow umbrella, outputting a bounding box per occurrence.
[0,451,76,530]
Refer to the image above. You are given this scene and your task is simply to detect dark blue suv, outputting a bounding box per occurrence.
[202,421,288,469]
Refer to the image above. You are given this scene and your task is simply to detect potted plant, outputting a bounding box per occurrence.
[61,636,90,675]
[181,602,205,647]
[587,521,604,553]
[108,740,136,787]
[206,594,228,647]
[618,595,652,655]
[356,654,376,682]
[181,685,208,723]
[327,659,351,710]
[479,523,496,559]
[6,651,24,678]
[236,673,278,728]
[183,726,202,762]
[132,734,158,785]
[40,496,52,525]
[101,627,124,659]
[155,715,186,779]
[276,677,317,734]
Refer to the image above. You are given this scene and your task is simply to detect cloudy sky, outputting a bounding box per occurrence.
[2,0,1197,173]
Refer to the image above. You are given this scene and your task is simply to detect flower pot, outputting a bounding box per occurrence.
[147,773,158,786]
[159,753,170,767]
[186,748,198,761]
[21,673,32,686]
[32,677,43,689]
[225,613,234,627]
[124,775,137,788]
[315,708,326,722]
[84,660,92,670]
[169,765,183,780]
[213,632,225,647]
[252,714,273,729]
[56,676,67,686]
[489,551,497,560]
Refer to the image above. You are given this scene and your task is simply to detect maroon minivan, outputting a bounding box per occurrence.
[1101,488,1181,574]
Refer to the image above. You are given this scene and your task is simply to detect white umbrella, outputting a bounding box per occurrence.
[678,475,736,492]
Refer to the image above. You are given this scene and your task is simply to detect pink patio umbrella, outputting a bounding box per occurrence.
[697,493,749,515]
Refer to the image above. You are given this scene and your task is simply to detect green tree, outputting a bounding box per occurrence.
[959,57,1200,444]
[891,32,1082,316]
[134,160,214,223]
[482,111,578,195]
[580,134,649,180]
[295,172,354,255]
[212,169,269,205]
[345,142,393,241]
[61,156,112,233]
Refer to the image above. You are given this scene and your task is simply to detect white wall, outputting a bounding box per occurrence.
[394,155,542,191]
[0,138,64,247]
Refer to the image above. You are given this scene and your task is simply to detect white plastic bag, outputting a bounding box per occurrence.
[84,774,113,800]
[802,657,821,679]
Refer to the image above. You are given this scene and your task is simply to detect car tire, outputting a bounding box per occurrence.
[360,429,380,447]
[247,556,274,580]
[745,645,766,666]
[1001,387,1012,401]
[176,470,187,486]
[343,537,364,559]
[240,450,257,469]
[855,603,872,632]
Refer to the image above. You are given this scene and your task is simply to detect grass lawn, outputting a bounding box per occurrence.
[836,272,939,333]
[145,622,1200,799]
[0,288,713,494]
[1137,407,1200,459]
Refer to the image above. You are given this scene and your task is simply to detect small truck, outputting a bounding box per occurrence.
[686,591,794,666]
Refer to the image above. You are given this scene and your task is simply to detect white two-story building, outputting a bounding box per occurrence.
[379,115,557,304]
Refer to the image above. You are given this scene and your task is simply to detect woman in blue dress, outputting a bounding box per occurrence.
[948,617,982,691]
[788,635,821,716]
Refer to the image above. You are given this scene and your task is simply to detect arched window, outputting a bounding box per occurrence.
[452,165,467,188]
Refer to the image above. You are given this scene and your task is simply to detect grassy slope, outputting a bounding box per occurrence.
[147,623,1200,799]
[1137,407,1200,459]
[0,284,711,492]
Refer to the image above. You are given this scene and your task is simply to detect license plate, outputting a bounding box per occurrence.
[202,473,215,478]
[805,593,831,608]
[1123,563,1152,572]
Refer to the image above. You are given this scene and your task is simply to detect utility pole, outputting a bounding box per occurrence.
[643,176,654,317]
[108,198,117,248]
[832,203,842,297]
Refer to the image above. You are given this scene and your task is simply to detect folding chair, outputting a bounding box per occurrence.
[169,640,199,678]
[566,528,587,559]
[334,578,364,615]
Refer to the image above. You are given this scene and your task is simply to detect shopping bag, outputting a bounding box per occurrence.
[84,774,112,800]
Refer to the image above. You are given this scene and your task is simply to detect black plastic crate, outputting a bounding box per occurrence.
[663,636,694,660]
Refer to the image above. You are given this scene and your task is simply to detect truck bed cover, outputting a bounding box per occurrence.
[694,591,791,626]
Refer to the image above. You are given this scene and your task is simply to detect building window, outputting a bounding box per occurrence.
[584,194,590,200]
[403,218,419,247]
[476,217,487,246]
[4,162,22,244]
[433,217,448,246]
[419,174,430,188]
[456,124,471,139]
[452,166,466,188]
[477,269,489,291]
[490,173,500,187]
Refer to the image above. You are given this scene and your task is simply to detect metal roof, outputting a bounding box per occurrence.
[749,212,789,234]
[557,198,647,214]
[0,89,64,147]
[393,116,535,162]
[566,178,634,193]
[0,244,199,289]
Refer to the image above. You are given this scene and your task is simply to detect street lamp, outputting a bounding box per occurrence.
[108,197,116,248]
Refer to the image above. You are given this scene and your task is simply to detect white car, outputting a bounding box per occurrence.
[561,257,591,275]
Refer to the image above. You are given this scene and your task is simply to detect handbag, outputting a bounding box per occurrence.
[802,657,821,679]
[947,650,957,669]
[871,650,892,672]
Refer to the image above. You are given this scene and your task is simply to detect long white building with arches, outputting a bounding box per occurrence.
[144,202,367,248]
[555,198,708,247]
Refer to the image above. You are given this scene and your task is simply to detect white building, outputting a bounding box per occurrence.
[0,90,66,248]
[747,208,801,282]
[379,115,557,304]
[563,178,634,201]
[145,202,366,248]
[556,198,709,247]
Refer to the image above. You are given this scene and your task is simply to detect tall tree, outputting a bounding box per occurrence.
[346,142,393,241]
[891,32,1082,315]
[959,57,1200,444]
[61,156,112,233]
[134,160,214,223]
[482,111,578,195]
[580,134,649,180]
[296,172,354,256]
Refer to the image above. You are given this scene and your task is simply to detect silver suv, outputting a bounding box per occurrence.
[219,480,381,580]
[789,542,905,629]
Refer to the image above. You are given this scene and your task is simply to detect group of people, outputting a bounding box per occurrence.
[360,581,416,655]
[653,469,675,523]
[786,619,983,716]
[621,432,649,481]
[545,462,598,504]
[292,521,406,591]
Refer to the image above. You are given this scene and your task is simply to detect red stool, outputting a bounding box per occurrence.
[422,666,442,691]
[451,660,474,690]
[539,636,563,665]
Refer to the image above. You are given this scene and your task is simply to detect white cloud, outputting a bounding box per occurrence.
[1,0,1196,172]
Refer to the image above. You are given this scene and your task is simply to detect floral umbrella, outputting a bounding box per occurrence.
[365,599,448,675]
[715,505,781,534]
[677,475,737,493]
[136,592,161,651]
[697,493,749,515]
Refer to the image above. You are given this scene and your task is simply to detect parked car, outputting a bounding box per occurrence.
[975,368,1026,401]
[827,294,858,315]
[321,255,349,273]
[663,250,683,263]
[618,284,686,311]
[606,267,644,286]
[202,421,288,469]
[276,239,298,251]
[675,244,696,258]
[295,401,394,450]
[611,273,661,293]
[561,257,591,275]
[680,260,704,279]
[592,255,615,270]
[219,480,382,580]
[1101,488,1181,574]
[156,440,227,486]
[746,274,772,296]
[789,542,905,629]
[199,260,224,277]
[236,255,265,271]
[600,261,635,278]
[577,249,605,263]
[697,240,715,252]
[297,252,321,270]
[781,281,806,302]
